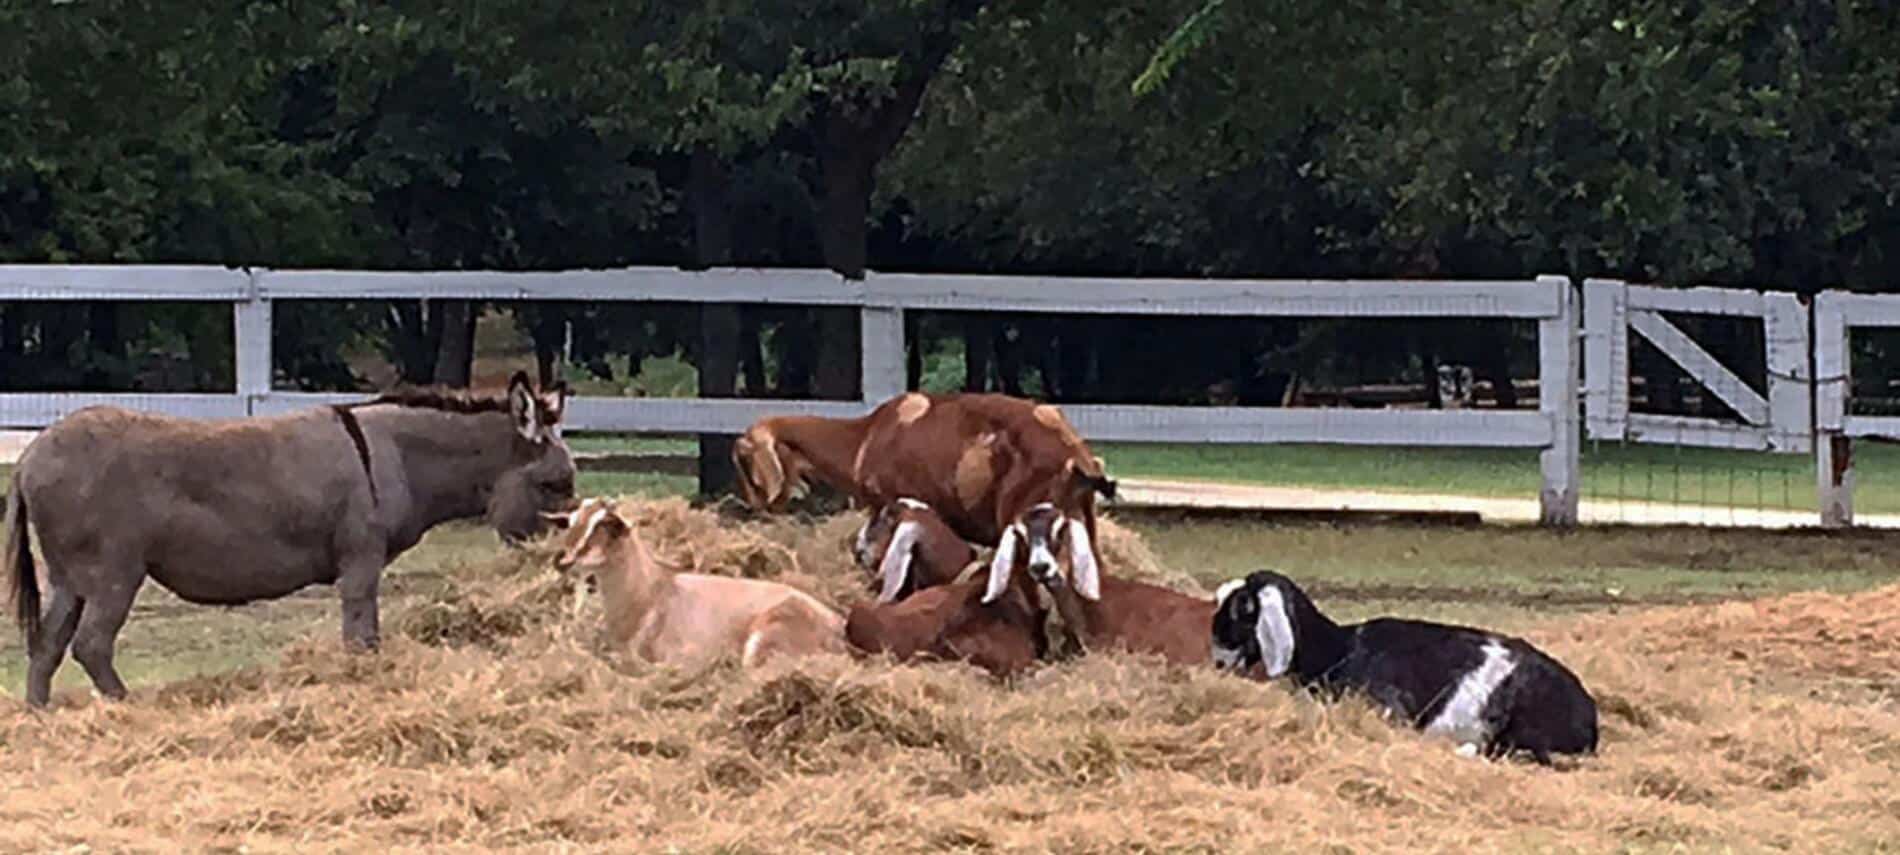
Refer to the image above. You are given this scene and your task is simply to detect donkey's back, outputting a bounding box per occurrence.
[20,405,369,605]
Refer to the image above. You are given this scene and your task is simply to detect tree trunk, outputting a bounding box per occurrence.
[739,315,767,395]
[1057,321,1092,403]
[529,310,565,387]
[689,146,743,498]
[905,312,924,390]
[390,301,440,384]
[812,142,872,401]
[1480,341,1517,409]
[994,322,1025,396]
[84,304,120,387]
[963,316,992,392]
[806,2,982,399]
[432,300,476,387]
[0,306,18,390]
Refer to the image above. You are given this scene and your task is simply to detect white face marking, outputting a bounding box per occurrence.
[1214,578,1245,606]
[1211,644,1244,670]
[896,497,930,511]
[1423,641,1519,747]
[1255,587,1296,679]
[560,504,617,567]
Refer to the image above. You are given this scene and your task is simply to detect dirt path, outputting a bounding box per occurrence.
[1116,477,1900,530]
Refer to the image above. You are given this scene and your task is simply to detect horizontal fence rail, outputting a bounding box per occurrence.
[24,264,1900,528]
[0,265,1585,526]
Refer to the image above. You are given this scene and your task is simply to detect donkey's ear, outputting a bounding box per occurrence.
[509,373,542,441]
[544,380,570,423]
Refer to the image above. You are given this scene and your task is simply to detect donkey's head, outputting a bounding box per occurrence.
[488,371,577,543]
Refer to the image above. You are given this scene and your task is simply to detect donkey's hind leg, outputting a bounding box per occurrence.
[69,574,143,702]
[24,584,83,708]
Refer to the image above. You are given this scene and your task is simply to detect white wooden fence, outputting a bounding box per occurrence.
[0,264,1586,526]
[1583,279,1811,454]
[1813,291,1900,526]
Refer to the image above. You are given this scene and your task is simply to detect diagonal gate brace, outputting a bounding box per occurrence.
[1627,309,1769,425]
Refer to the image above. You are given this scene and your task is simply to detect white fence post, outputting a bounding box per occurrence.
[859,305,905,405]
[234,268,272,416]
[1539,275,1581,526]
[1812,291,1853,527]
[1581,278,1627,440]
[1762,292,1812,453]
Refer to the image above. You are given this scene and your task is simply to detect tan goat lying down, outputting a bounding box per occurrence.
[549,499,845,668]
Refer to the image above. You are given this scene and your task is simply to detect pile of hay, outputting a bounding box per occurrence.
[2,500,1897,851]
[395,497,1199,654]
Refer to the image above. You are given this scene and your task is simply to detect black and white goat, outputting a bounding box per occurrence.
[1210,570,1598,765]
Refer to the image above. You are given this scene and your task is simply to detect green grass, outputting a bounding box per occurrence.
[1093,440,1900,515]
[567,434,696,456]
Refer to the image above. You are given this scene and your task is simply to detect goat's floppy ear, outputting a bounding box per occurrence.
[982,525,1022,604]
[1254,585,1297,679]
[1065,517,1102,601]
[509,371,542,442]
[736,430,787,507]
[540,510,574,530]
[876,520,923,603]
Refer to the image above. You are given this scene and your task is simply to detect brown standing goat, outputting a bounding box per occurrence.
[550,500,845,668]
[843,499,1048,678]
[733,392,1116,547]
[988,502,1213,666]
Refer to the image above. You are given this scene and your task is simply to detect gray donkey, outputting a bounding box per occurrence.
[5,371,577,708]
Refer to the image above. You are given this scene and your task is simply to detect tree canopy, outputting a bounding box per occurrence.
[2,0,1896,407]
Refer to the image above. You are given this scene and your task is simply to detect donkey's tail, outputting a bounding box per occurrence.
[5,467,37,651]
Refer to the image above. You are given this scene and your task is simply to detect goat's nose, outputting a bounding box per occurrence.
[1029,561,1058,582]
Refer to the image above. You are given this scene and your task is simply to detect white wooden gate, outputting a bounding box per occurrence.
[1582,279,1811,453]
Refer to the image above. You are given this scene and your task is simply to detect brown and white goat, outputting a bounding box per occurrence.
[986,502,1214,665]
[849,497,982,601]
[549,500,845,668]
[843,499,1049,678]
[733,392,1117,547]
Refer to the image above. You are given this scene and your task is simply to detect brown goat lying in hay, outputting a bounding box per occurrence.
[733,392,1117,548]
[990,502,1215,666]
[549,499,846,668]
[842,499,1049,678]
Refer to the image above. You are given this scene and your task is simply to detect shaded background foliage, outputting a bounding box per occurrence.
[2,1,1896,414]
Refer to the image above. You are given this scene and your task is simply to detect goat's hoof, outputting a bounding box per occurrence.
[1455,743,1481,759]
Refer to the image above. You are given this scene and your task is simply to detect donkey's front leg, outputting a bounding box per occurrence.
[337,552,385,651]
